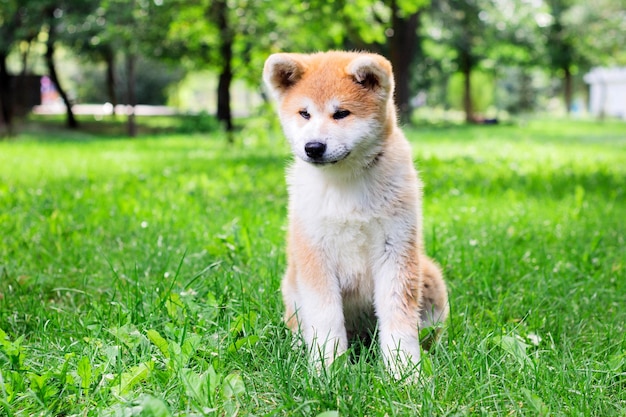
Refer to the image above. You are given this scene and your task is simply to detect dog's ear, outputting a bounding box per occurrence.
[346,54,394,99]
[263,53,307,100]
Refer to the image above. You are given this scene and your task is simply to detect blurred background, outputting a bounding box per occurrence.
[1,0,625,136]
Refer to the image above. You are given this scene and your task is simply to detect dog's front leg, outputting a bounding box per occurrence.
[286,223,348,368]
[296,277,348,367]
[374,250,422,376]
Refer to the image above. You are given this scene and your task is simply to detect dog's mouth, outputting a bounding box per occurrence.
[306,151,351,166]
[301,144,351,166]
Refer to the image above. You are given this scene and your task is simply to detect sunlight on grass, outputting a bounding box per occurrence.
[0,118,625,415]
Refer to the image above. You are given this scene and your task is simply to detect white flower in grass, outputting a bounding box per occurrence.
[181,288,198,297]
[527,333,542,346]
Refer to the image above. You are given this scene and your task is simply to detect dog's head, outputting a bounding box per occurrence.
[263,51,396,168]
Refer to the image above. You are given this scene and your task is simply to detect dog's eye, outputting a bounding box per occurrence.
[299,110,311,120]
[332,110,351,120]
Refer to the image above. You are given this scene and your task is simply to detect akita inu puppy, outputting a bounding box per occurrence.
[263,51,449,375]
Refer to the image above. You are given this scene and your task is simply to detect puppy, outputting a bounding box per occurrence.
[263,51,449,375]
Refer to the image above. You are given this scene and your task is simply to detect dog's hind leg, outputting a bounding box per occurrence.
[418,255,449,350]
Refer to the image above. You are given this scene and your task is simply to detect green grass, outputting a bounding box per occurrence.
[0,117,625,416]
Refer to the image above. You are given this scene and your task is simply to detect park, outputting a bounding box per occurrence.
[1,0,626,415]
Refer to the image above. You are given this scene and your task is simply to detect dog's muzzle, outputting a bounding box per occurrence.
[301,141,351,165]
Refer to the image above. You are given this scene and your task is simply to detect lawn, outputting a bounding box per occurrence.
[0,117,625,416]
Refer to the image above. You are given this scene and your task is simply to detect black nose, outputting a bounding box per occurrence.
[304,141,326,159]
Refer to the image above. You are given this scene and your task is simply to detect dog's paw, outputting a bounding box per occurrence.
[379,337,422,381]
[383,350,421,381]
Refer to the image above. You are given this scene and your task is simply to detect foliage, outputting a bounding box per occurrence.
[76,55,185,105]
[476,0,551,67]
[0,117,625,414]
[562,0,626,66]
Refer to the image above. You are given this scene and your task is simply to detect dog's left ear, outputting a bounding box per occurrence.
[346,54,394,99]
[263,53,307,101]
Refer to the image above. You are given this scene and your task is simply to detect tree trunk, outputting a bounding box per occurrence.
[126,53,137,137]
[463,69,472,123]
[217,62,233,134]
[0,10,21,136]
[20,39,32,76]
[458,39,474,124]
[45,25,78,129]
[215,0,234,134]
[16,39,34,115]
[0,52,13,135]
[518,69,533,112]
[104,47,117,117]
[462,64,473,123]
[563,65,572,114]
[388,0,420,124]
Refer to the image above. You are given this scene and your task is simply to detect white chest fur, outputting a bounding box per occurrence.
[287,159,419,292]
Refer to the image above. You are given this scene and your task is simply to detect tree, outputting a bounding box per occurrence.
[424,0,553,119]
[427,0,488,122]
[558,0,626,118]
[168,0,239,132]
[1,0,99,131]
[213,0,234,132]
[167,0,305,133]
[472,0,551,114]
[93,0,175,136]
[42,2,80,128]
[62,2,119,117]
[0,5,19,134]
[0,1,35,134]
[388,1,423,123]
[542,0,626,114]
[545,0,581,114]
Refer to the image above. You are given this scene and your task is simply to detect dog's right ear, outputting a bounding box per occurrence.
[263,54,306,100]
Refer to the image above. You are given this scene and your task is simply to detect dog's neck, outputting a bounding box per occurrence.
[365,150,385,170]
